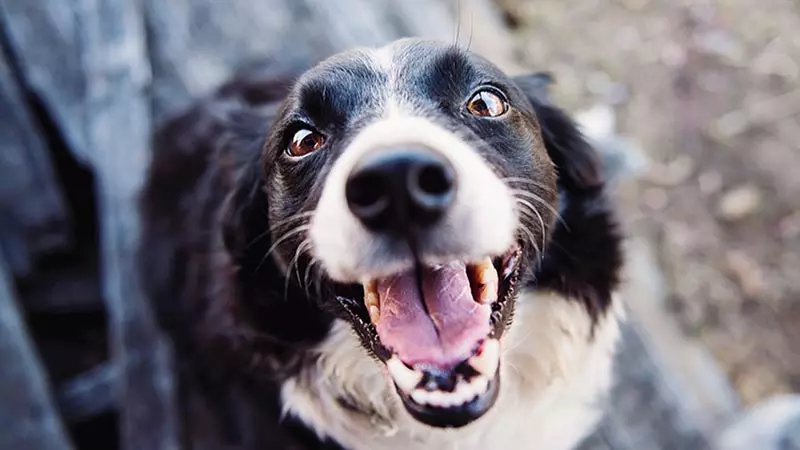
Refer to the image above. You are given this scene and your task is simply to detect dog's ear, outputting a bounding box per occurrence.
[513,73,604,192]
[220,157,269,264]
[214,105,276,266]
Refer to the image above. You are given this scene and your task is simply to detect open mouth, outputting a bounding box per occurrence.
[336,245,523,428]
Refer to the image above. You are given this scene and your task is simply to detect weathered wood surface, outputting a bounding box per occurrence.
[2,0,796,448]
[0,42,71,279]
[0,255,73,450]
[1,0,179,448]
[56,362,118,425]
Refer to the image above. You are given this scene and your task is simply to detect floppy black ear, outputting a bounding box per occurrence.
[214,102,281,270]
[513,73,604,192]
[215,73,298,264]
[220,156,270,264]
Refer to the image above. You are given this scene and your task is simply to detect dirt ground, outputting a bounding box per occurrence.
[495,0,800,405]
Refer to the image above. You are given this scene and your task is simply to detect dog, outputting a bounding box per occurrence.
[139,38,624,450]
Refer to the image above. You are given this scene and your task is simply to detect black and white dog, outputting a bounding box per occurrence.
[140,38,624,449]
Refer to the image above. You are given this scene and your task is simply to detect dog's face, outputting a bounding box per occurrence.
[260,39,560,428]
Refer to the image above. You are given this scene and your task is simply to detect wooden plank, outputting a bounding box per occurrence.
[18,254,102,313]
[1,0,182,447]
[0,0,90,164]
[77,0,181,448]
[0,42,71,278]
[56,363,118,424]
[0,257,74,450]
[142,0,460,121]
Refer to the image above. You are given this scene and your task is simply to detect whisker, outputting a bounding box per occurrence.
[511,189,569,230]
[303,258,320,300]
[453,0,461,46]
[245,211,314,250]
[466,0,475,52]
[514,198,547,257]
[284,239,312,301]
[513,202,542,257]
[255,225,311,272]
[269,211,315,232]
[500,177,557,194]
[516,220,541,260]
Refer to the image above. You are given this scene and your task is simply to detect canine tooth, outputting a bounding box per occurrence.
[469,339,500,377]
[367,305,381,325]
[363,280,378,299]
[363,280,380,323]
[386,357,423,393]
[473,376,489,395]
[368,305,380,324]
[470,258,498,304]
[478,283,497,305]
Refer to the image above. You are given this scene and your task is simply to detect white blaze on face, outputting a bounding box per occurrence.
[309,43,517,283]
[310,116,517,282]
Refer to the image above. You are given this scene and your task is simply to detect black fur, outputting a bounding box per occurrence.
[513,73,623,324]
[139,41,622,449]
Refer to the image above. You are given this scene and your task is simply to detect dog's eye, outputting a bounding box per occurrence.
[466,90,508,117]
[287,129,325,157]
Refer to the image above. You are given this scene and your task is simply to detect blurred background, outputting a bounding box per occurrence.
[0,0,797,449]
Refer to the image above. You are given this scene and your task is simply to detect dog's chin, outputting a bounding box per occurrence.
[334,244,523,428]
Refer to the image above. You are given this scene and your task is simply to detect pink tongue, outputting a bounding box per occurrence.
[375,261,491,369]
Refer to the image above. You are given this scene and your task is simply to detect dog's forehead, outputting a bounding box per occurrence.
[296,39,505,115]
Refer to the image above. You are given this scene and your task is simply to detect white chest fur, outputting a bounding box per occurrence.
[281,291,624,450]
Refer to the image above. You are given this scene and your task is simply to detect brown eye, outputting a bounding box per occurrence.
[287,129,325,157]
[466,90,508,117]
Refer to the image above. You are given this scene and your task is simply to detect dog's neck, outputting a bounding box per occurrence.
[280,290,623,450]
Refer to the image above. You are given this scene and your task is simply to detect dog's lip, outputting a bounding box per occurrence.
[333,244,522,428]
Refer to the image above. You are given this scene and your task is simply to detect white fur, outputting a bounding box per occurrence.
[310,41,516,283]
[282,291,624,450]
[310,115,517,283]
[372,45,402,118]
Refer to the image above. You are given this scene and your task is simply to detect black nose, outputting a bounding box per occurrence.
[345,148,456,233]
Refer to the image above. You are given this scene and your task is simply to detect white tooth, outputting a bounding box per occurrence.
[411,389,429,405]
[478,283,497,305]
[386,357,422,393]
[428,390,446,407]
[461,381,477,402]
[363,280,380,323]
[451,385,468,406]
[469,339,500,377]
[368,305,380,324]
[472,375,489,395]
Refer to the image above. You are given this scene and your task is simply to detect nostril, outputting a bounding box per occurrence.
[409,162,455,212]
[417,163,454,197]
[346,172,390,220]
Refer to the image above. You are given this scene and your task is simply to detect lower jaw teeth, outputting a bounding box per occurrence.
[387,338,500,409]
[409,374,490,408]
